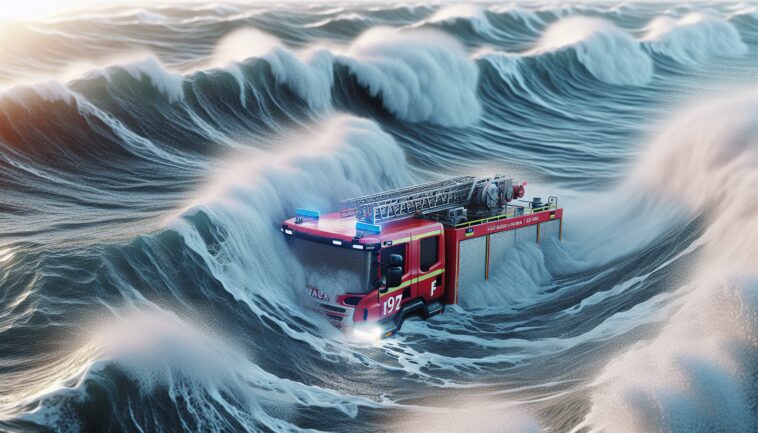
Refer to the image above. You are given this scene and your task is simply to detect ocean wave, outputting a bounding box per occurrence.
[642,13,748,64]
[579,88,758,433]
[411,4,545,48]
[211,28,334,110]
[424,4,494,35]
[534,16,653,86]
[117,57,186,102]
[1,56,185,105]
[338,27,481,127]
[304,12,371,30]
[2,25,483,128]
[16,310,369,432]
[474,50,566,114]
[489,4,543,24]
[487,4,545,36]
[2,80,76,105]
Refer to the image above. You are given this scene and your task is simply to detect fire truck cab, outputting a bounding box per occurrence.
[281,175,563,340]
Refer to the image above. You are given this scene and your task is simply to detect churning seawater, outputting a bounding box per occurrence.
[0,2,757,432]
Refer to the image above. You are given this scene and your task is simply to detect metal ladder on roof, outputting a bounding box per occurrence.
[340,175,510,224]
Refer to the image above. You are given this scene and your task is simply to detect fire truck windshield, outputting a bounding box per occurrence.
[287,236,377,295]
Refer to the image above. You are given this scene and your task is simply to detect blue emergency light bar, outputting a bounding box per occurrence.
[356,221,381,234]
[295,208,320,219]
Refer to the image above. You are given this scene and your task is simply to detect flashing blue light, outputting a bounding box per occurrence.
[356,221,381,234]
[295,208,320,219]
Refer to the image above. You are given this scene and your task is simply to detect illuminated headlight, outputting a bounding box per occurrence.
[352,326,382,342]
[352,244,364,250]
[332,240,342,246]
[284,229,293,235]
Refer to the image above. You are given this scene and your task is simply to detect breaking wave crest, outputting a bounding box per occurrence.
[211,28,335,110]
[17,311,368,433]
[643,13,748,64]
[424,4,495,36]
[339,27,482,127]
[534,16,653,86]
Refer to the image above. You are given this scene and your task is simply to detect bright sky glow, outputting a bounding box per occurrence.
[0,1,82,20]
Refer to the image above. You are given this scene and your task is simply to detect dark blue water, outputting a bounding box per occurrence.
[1,2,757,432]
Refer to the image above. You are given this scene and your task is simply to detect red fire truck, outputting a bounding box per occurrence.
[281,175,563,340]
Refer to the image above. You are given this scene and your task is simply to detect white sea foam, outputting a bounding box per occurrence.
[391,398,545,433]
[213,27,283,63]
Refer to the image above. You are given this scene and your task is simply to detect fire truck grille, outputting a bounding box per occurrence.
[320,303,347,314]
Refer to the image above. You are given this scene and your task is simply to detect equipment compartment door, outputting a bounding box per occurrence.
[458,236,487,287]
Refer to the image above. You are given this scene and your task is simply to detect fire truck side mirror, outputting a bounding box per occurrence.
[386,267,403,289]
[389,254,403,268]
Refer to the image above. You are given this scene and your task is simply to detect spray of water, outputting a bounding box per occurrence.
[578,88,758,432]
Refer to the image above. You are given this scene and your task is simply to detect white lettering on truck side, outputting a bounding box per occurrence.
[487,215,543,232]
